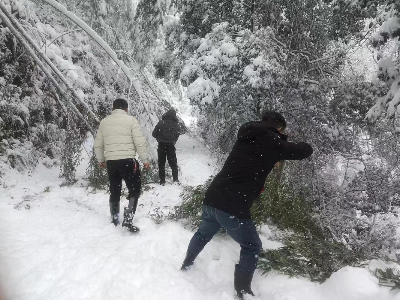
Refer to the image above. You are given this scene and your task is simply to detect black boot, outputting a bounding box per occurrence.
[109,202,120,226]
[122,197,139,233]
[180,252,196,271]
[159,166,166,185]
[172,168,179,183]
[234,265,255,299]
[122,207,140,232]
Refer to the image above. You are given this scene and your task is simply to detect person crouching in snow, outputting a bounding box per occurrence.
[94,98,150,233]
[152,108,186,185]
[180,111,313,299]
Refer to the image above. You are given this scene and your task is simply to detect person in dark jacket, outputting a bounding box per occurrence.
[180,111,313,299]
[152,108,186,185]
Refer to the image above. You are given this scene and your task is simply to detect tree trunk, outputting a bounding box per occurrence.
[251,0,255,32]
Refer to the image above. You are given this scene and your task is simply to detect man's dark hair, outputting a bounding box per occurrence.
[113,98,128,110]
[261,111,286,129]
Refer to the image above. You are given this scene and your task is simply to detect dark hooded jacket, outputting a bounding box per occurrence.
[203,121,313,219]
[152,109,186,144]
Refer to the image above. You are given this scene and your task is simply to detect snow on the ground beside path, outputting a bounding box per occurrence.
[322,267,382,300]
[0,135,398,300]
[254,273,322,300]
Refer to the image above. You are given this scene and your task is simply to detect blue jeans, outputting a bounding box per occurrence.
[185,205,262,273]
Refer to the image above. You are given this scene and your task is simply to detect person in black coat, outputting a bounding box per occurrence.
[152,108,186,184]
[180,111,313,299]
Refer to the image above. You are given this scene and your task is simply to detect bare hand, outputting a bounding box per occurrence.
[143,163,150,170]
[98,162,106,168]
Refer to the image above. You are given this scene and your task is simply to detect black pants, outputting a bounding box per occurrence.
[158,142,178,182]
[106,158,141,207]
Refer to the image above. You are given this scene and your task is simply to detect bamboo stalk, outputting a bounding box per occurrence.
[0,2,99,125]
[0,8,96,136]
[37,0,144,100]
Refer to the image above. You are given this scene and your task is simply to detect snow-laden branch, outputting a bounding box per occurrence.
[303,79,320,85]
[47,28,82,48]
[38,0,144,99]
[309,54,340,64]
[0,5,96,136]
[0,2,99,126]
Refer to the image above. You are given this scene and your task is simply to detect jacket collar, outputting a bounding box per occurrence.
[112,109,127,115]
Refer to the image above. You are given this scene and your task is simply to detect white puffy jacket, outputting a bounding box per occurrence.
[94,109,149,163]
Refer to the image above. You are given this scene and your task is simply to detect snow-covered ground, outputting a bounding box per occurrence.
[0,128,399,300]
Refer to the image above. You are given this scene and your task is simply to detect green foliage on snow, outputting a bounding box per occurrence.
[171,178,212,229]
[252,170,324,238]
[174,168,322,237]
[374,267,400,290]
[258,234,365,283]
[141,163,161,185]
[86,154,109,191]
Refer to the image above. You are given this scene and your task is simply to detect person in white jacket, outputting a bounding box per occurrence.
[94,98,150,233]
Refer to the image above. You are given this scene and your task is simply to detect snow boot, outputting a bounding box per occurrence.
[122,207,140,233]
[180,252,197,271]
[122,197,139,233]
[234,265,255,299]
[159,167,166,186]
[109,202,120,226]
[172,167,179,183]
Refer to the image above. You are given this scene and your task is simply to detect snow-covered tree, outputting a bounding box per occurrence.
[327,0,400,124]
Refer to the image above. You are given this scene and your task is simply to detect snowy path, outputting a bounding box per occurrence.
[0,133,397,300]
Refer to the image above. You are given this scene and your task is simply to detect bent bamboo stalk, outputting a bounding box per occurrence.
[0,7,96,136]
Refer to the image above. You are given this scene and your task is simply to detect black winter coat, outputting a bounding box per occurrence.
[203,121,313,219]
[152,109,185,144]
